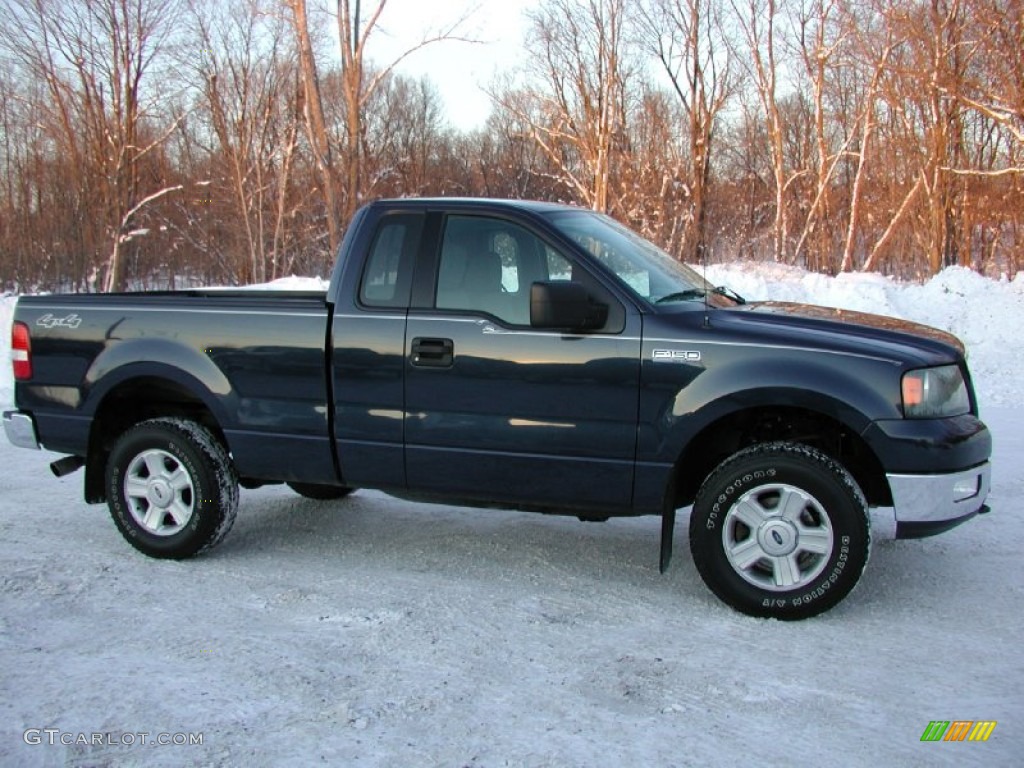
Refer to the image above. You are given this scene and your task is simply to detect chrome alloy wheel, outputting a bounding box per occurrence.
[722,482,834,591]
[123,449,195,536]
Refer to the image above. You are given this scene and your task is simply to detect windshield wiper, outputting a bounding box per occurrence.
[713,285,746,304]
[655,289,707,304]
[655,285,746,305]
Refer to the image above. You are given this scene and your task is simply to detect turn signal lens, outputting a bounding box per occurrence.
[901,374,923,407]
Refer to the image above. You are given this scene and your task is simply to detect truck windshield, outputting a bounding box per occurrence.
[544,209,740,307]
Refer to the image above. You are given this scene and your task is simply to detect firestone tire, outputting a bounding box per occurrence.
[689,442,870,620]
[106,418,239,559]
[286,482,355,501]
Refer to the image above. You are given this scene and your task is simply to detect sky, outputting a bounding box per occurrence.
[356,0,540,131]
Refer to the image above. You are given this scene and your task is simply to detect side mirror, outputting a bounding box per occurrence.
[530,281,609,331]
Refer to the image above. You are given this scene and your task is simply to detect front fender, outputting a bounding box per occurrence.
[639,354,902,464]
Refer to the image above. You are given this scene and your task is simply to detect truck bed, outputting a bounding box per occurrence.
[14,290,337,485]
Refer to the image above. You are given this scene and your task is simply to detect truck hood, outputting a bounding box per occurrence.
[693,300,967,367]
[742,301,965,356]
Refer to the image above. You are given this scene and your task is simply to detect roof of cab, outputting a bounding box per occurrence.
[366,197,584,215]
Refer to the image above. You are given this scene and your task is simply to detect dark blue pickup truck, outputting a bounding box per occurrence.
[3,198,992,619]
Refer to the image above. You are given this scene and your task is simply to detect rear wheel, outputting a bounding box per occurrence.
[106,418,239,559]
[287,482,355,501]
[689,442,870,620]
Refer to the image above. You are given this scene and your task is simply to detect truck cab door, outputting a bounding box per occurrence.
[330,211,425,489]
[403,213,642,514]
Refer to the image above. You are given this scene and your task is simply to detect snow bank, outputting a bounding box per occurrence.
[203,275,329,292]
[254,275,329,291]
[1,266,1019,409]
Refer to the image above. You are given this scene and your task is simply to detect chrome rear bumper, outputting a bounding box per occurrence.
[3,411,40,450]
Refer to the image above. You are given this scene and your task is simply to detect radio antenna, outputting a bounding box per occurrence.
[701,241,711,328]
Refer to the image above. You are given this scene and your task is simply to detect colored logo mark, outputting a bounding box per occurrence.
[920,721,997,742]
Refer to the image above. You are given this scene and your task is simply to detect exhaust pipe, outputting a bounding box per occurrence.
[51,455,85,478]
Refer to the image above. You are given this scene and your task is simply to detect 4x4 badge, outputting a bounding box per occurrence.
[36,313,83,330]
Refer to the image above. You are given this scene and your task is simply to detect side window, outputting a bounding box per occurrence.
[434,215,626,332]
[491,232,520,292]
[545,246,573,282]
[545,243,627,334]
[359,214,424,308]
[435,216,534,325]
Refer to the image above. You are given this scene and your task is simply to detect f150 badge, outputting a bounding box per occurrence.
[36,313,83,329]
[652,349,701,362]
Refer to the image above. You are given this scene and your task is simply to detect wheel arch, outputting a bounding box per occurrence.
[84,368,233,503]
[670,402,891,511]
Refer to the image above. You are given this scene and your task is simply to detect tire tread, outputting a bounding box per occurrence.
[107,417,238,558]
[689,441,870,620]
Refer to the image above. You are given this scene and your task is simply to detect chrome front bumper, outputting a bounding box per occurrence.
[887,461,991,539]
[3,411,40,450]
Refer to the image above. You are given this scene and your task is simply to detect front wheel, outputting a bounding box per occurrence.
[689,442,870,620]
[106,418,239,559]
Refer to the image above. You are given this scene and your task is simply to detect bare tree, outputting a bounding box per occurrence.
[960,0,1024,273]
[189,0,303,283]
[618,87,692,253]
[1,0,186,291]
[284,0,477,261]
[0,65,45,290]
[1,0,185,291]
[860,0,972,273]
[729,0,792,262]
[491,0,636,214]
[3,0,1024,288]
[334,1,477,220]
[959,0,1023,150]
[635,0,733,261]
[837,0,900,271]
[367,74,446,195]
[287,0,342,257]
[787,0,852,272]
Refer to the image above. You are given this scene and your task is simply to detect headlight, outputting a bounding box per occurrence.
[901,365,970,418]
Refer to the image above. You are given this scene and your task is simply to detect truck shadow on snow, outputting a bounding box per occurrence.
[200,487,984,620]
[202,487,716,608]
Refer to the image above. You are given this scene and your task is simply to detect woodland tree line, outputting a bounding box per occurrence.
[0,0,1021,292]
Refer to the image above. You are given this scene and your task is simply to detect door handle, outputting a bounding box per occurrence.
[411,337,454,368]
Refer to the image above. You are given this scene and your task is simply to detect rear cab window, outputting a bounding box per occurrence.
[358,214,424,308]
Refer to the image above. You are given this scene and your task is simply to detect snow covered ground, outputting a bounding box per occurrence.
[1,266,1022,766]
